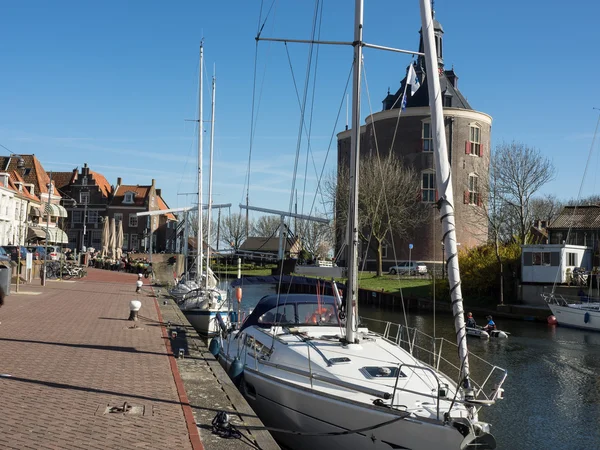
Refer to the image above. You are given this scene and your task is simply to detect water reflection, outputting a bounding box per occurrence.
[227,282,600,449]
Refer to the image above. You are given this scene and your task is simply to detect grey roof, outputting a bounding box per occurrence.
[547,205,600,229]
[382,67,472,111]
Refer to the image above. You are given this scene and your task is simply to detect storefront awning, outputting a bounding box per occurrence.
[27,227,68,244]
[40,203,68,218]
[26,227,46,241]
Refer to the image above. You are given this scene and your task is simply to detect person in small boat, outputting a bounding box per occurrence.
[466,312,477,328]
[483,315,496,332]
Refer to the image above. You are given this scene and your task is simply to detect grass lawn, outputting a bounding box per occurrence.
[214,268,274,277]
[357,273,433,297]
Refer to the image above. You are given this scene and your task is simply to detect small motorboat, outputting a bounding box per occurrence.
[466,327,509,339]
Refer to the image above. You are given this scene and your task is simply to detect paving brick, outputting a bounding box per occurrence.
[0,269,192,450]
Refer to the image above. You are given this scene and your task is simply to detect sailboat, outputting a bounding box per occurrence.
[216,2,506,448]
[177,42,229,336]
[543,113,600,331]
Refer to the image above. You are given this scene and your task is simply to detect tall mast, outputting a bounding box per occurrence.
[196,42,204,283]
[345,0,364,344]
[419,0,471,390]
[206,68,216,290]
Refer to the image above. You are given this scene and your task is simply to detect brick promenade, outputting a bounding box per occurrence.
[0,269,194,449]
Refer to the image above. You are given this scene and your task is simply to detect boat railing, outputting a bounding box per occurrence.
[543,292,600,308]
[360,316,507,409]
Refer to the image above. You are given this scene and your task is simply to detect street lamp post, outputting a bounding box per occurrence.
[408,243,413,276]
[43,171,53,287]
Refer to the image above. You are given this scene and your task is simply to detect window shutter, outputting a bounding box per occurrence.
[477,194,483,207]
[435,190,438,202]
[465,141,471,155]
[480,143,484,158]
[464,191,469,204]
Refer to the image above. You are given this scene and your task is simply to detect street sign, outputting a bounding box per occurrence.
[409,244,413,249]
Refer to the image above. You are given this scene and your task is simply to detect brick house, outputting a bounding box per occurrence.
[336,16,490,270]
[0,155,68,246]
[107,179,176,253]
[55,163,113,251]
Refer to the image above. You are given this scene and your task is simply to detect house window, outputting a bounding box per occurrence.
[14,205,19,219]
[467,125,481,156]
[88,211,98,224]
[422,122,433,152]
[532,252,551,266]
[91,230,102,247]
[80,192,90,204]
[114,213,123,223]
[381,244,388,258]
[468,174,481,206]
[72,210,82,223]
[567,252,577,266]
[123,233,129,249]
[82,177,88,186]
[130,234,139,251]
[67,230,78,244]
[421,171,436,203]
[129,214,138,227]
[124,192,134,204]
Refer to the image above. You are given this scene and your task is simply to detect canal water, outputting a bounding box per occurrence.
[228,282,600,450]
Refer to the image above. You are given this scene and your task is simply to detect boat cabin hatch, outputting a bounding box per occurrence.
[239,294,340,332]
[361,366,407,379]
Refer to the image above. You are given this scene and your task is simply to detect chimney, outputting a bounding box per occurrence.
[117,177,122,186]
[151,179,155,187]
[156,188,162,197]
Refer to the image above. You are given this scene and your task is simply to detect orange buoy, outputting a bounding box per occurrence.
[547,315,558,325]
[235,287,243,303]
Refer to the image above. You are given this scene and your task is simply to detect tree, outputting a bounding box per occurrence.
[296,215,334,260]
[252,215,282,237]
[529,194,563,227]
[492,141,556,244]
[332,152,427,276]
[187,211,217,248]
[221,213,249,251]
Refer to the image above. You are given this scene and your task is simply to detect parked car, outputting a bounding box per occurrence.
[0,247,10,263]
[27,245,47,260]
[388,261,428,275]
[2,245,30,262]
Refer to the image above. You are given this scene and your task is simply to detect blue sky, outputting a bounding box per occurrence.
[1,0,600,221]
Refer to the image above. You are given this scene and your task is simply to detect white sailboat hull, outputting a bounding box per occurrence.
[184,307,230,336]
[548,303,600,331]
[220,355,466,450]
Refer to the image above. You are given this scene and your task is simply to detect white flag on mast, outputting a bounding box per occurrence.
[407,64,421,96]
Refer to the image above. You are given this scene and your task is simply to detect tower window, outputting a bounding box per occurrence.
[468,174,481,206]
[467,125,482,156]
[421,171,436,203]
[422,122,433,152]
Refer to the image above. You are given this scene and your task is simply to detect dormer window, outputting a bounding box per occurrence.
[124,192,135,204]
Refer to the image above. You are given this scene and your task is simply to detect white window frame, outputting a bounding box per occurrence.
[129,214,138,227]
[124,192,135,204]
[114,213,123,223]
[469,124,481,156]
[91,230,102,247]
[130,234,139,251]
[422,121,433,152]
[123,233,129,249]
[468,173,480,205]
[82,177,88,186]
[421,171,436,203]
[80,191,90,204]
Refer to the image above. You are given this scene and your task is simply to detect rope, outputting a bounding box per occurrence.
[210,410,409,438]
[551,111,600,294]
